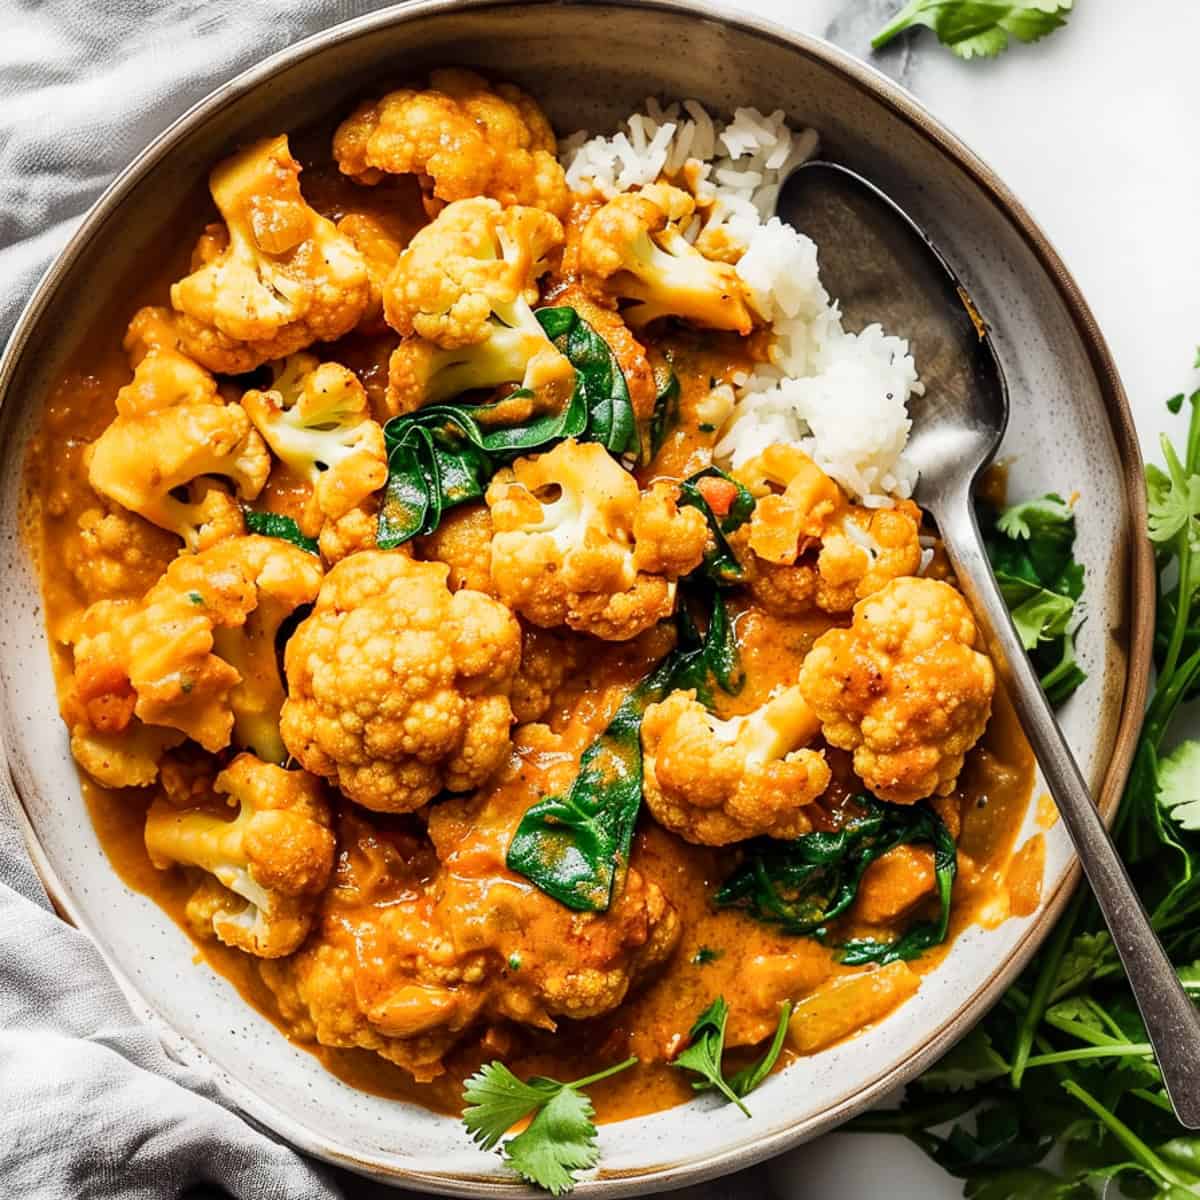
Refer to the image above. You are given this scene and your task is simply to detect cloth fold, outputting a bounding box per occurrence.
[0,5,399,1195]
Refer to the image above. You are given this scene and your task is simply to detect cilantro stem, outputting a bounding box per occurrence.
[568,1057,638,1091]
[1010,886,1086,1085]
[1158,442,1195,686]
[1131,1087,1176,1114]
[1062,1079,1191,1190]
[870,1,921,48]
[1022,1042,1154,1069]
[1186,389,1200,475]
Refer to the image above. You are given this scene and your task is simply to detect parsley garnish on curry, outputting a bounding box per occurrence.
[22,69,1078,1175]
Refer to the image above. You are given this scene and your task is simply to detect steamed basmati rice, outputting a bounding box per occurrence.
[560,100,921,508]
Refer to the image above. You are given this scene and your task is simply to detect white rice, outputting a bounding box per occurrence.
[559,100,921,508]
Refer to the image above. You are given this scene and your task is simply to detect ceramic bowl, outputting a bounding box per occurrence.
[0,0,1153,1193]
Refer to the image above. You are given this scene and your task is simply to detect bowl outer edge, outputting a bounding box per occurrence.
[0,0,1154,1195]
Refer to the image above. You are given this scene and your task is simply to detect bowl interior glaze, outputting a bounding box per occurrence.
[0,1,1151,1193]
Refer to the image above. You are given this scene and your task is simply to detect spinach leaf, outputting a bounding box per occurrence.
[376,307,633,548]
[838,811,957,966]
[647,354,681,460]
[671,581,744,702]
[714,795,956,964]
[242,509,319,555]
[538,306,639,460]
[377,392,586,546]
[979,492,1086,704]
[507,590,741,912]
[678,467,756,587]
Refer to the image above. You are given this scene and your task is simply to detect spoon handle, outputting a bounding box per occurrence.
[933,493,1200,1128]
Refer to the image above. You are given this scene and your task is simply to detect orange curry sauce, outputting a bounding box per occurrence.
[22,152,1038,1123]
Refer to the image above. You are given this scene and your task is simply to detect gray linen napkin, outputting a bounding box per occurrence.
[1,5,411,1194]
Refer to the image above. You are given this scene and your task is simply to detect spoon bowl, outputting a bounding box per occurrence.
[778,160,1200,1127]
[778,161,1007,498]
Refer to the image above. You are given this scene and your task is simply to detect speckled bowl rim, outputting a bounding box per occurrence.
[0,0,1154,1194]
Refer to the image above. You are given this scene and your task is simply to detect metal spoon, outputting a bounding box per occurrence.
[777,160,1200,1126]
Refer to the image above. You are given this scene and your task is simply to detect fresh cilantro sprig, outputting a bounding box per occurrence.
[462,1057,637,1195]
[1158,743,1200,832]
[872,0,1072,61]
[848,349,1200,1199]
[979,490,1087,706]
[672,997,792,1114]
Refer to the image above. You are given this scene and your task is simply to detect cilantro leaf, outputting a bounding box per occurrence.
[962,1168,1092,1200]
[1158,741,1200,831]
[1155,1136,1200,1185]
[463,1061,560,1150]
[1039,628,1088,707]
[979,492,1086,703]
[726,1002,792,1098]
[461,1058,636,1194]
[1146,437,1200,543]
[1178,961,1200,994]
[672,996,750,1115]
[918,1026,1010,1093]
[929,1102,1055,1175]
[872,0,1072,60]
[996,494,1074,542]
[503,1087,600,1196]
[1052,930,1113,997]
[1009,588,1076,651]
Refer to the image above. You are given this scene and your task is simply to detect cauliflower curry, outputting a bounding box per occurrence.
[23,69,1039,1126]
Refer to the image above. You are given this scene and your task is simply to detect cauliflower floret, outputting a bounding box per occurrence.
[337,212,404,334]
[66,537,322,775]
[383,197,574,415]
[170,135,369,373]
[332,68,569,218]
[579,185,758,333]
[632,481,710,576]
[641,686,831,844]
[486,439,705,640]
[415,502,494,594]
[86,307,269,550]
[318,497,380,564]
[241,353,387,537]
[279,551,521,812]
[65,504,179,604]
[68,724,186,790]
[799,577,995,804]
[260,730,679,1078]
[144,753,335,957]
[735,446,923,615]
[261,921,462,1081]
[511,624,579,724]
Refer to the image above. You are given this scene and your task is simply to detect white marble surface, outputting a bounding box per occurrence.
[708,1,1200,1195]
